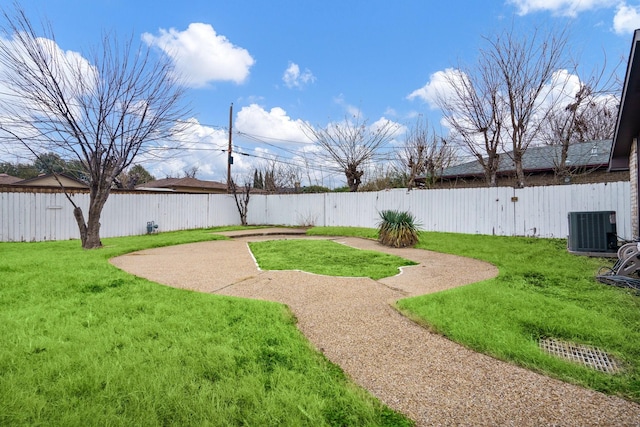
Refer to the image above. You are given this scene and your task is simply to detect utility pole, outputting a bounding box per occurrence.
[227,102,233,192]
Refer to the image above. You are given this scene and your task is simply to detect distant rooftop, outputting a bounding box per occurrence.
[137,177,228,192]
[0,173,22,185]
[2,173,88,188]
[441,140,612,178]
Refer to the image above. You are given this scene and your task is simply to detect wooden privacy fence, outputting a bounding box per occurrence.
[0,182,631,242]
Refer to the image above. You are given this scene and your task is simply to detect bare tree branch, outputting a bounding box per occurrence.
[0,6,188,248]
[436,25,569,188]
[302,114,400,191]
[484,26,569,187]
[397,116,455,190]
[436,65,505,186]
[538,59,621,181]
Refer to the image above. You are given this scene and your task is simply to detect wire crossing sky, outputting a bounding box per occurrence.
[4,0,640,186]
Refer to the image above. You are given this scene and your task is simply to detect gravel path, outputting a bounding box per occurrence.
[110,231,640,426]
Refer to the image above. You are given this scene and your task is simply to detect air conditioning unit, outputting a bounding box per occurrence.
[568,211,617,255]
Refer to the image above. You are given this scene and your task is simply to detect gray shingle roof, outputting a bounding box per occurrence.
[441,140,612,178]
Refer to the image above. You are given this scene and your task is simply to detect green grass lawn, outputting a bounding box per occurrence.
[249,239,416,280]
[308,227,640,403]
[307,226,379,240]
[0,228,412,426]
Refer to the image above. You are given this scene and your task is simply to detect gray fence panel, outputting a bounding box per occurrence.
[0,182,631,241]
[99,193,240,237]
[0,192,241,241]
[248,193,326,226]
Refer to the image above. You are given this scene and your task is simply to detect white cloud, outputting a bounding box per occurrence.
[333,94,362,117]
[282,62,316,89]
[142,23,255,88]
[0,35,97,114]
[614,3,640,34]
[142,107,323,183]
[506,1,640,40]
[541,68,619,116]
[408,67,608,149]
[371,117,406,140]
[235,104,313,144]
[139,118,230,180]
[234,104,345,185]
[407,68,465,109]
[0,34,98,160]
[384,107,398,117]
[540,69,582,107]
[507,0,618,17]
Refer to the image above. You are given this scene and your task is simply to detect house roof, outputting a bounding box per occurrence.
[440,140,612,178]
[610,29,640,171]
[15,173,88,188]
[137,177,228,192]
[0,173,22,185]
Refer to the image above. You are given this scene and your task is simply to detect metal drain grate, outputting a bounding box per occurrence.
[539,338,622,374]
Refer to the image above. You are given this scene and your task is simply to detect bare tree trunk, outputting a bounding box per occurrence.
[435,66,504,188]
[230,179,251,225]
[85,193,109,248]
[84,211,103,248]
[71,183,111,248]
[345,164,363,192]
[73,207,89,246]
[484,152,500,187]
[513,150,525,188]
[557,143,570,182]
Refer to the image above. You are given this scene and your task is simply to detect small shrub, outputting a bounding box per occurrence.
[301,185,331,193]
[377,210,420,248]
[332,186,350,192]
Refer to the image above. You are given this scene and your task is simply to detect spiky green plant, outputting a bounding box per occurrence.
[377,210,420,248]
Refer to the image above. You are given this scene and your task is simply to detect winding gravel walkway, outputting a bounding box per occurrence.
[110,230,640,426]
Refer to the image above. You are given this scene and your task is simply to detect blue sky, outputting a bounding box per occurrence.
[10,0,640,186]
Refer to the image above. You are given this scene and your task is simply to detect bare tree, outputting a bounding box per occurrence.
[254,161,280,193]
[436,65,505,186]
[298,148,326,188]
[0,7,187,248]
[485,26,568,187]
[360,163,405,191]
[437,26,568,188]
[538,64,620,181]
[253,159,304,193]
[182,165,199,179]
[229,177,251,226]
[282,162,303,192]
[302,115,400,192]
[398,117,455,190]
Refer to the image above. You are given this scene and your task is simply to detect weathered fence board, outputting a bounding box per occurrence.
[0,182,632,242]
[252,182,631,239]
[0,192,239,241]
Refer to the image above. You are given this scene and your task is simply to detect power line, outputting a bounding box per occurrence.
[235,130,311,146]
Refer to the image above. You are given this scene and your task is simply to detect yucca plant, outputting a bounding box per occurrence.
[377,210,420,248]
